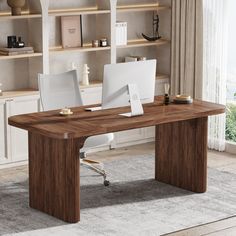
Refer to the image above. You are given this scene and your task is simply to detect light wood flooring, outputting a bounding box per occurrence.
[0,142,236,236]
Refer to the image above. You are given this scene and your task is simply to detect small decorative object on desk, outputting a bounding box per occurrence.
[0,83,2,96]
[60,108,73,116]
[7,0,25,16]
[82,64,90,86]
[164,83,170,105]
[92,39,99,47]
[100,38,108,47]
[142,13,161,42]
[173,95,193,104]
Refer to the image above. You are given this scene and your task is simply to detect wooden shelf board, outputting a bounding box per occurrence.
[50,44,111,54]
[80,80,102,89]
[117,39,170,49]
[49,7,110,16]
[0,52,43,60]
[0,89,39,99]
[0,11,41,20]
[117,4,170,13]
[156,74,170,81]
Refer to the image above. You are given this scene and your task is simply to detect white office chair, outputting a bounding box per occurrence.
[38,70,114,186]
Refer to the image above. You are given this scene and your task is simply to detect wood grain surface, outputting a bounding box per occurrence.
[28,132,86,223]
[8,97,225,223]
[8,97,225,139]
[155,117,208,193]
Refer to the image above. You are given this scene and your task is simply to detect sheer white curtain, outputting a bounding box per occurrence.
[203,0,229,151]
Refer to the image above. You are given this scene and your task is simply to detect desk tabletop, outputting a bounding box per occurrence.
[8,97,225,139]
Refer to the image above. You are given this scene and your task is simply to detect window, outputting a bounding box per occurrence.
[226,0,236,143]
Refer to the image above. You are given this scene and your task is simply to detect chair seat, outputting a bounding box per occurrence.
[81,133,114,152]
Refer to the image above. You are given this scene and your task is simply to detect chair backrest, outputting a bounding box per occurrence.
[38,70,83,111]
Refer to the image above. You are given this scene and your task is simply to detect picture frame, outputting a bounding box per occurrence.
[61,16,83,48]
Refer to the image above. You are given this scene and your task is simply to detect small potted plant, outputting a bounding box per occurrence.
[7,0,26,16]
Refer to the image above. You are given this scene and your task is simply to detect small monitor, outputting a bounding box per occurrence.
[102,60,156,116]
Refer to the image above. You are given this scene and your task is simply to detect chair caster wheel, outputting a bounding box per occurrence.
[104,180,110,186]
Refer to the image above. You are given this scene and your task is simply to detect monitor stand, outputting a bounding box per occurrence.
[119,84,144,117]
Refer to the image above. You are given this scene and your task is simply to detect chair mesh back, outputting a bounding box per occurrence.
[38,70,83,111]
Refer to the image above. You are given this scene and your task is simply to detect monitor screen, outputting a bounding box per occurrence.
[102,60,157,109]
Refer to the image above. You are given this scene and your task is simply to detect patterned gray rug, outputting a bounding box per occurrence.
[1,155,236,236]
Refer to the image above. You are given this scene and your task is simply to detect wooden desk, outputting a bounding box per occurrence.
[8,97,225,223]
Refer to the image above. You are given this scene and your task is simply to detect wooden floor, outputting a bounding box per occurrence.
[0,142,236,235]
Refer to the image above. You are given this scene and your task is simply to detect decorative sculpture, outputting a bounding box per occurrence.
[82,64,90,86]
[142,14,161,41]
[7,0,26,16]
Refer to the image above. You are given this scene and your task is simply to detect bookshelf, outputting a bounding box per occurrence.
[0,0,171,93]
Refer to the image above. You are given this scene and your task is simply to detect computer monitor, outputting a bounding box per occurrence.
[102,60,156,117]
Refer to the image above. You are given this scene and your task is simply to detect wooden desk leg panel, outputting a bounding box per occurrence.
[155,117,208,193]
[28,132,84,223]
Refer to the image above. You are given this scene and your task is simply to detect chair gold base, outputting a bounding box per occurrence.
[80,154,109,186]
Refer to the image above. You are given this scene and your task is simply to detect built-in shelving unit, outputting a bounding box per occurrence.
[156,74,169,80]
[0,53,43,60]
[0,12,42,20]
[80,80,102,89]
[0,89,39,99]
[0,0,44,93]
[117,3,170,13]
[117,39,170,49]
[48,8,110,16]
[0,0,171,93]
[50,45,111,54]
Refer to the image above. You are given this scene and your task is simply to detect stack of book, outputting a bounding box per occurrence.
[0,47,34,56]
[125,56,147,62]
[116,21,127,46]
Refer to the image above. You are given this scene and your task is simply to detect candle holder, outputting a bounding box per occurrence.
[164,83,170,105]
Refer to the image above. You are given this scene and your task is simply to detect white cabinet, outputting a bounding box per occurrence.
[0,100,8,164]
[0,94,40,167]
[81,87,102,106]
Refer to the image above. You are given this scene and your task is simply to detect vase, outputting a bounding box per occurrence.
[7,0,26,16]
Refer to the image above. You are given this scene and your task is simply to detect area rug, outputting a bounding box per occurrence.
[1,155,236,236]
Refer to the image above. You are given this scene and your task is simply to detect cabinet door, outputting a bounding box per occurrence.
[80,87,102,106]
[0,99,9,164]
[7,95,40,162]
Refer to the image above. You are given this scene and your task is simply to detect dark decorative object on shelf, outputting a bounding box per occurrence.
[7,36,17,48]
[7,36,25,48]
[7,0,26,16]
[16,37,25,48]
[164,83,170,105]
[100,38,108,47]
[142,14,161,42]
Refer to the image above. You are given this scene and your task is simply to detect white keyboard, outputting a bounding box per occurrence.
[84,106,102,112]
